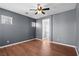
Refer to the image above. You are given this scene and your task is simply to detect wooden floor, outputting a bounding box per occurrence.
[0,39,77,56]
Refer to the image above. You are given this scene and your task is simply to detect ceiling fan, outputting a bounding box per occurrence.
[30,4,50,15]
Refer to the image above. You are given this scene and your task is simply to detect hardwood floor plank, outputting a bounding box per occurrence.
[0,39,77,56]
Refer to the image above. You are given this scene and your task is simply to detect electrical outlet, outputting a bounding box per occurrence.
[6,40,10,43]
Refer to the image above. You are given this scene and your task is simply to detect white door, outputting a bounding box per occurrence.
[42,18,51,41]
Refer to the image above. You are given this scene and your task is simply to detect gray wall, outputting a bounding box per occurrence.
[53,9,76,45]
[0,8,36,46]
[76,4,79,52]
[35,4,79,52]
[36,19,42,39]
[36,9,77,46]
[36,16,51,39]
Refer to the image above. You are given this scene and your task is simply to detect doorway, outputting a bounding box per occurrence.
[42,18,51,41]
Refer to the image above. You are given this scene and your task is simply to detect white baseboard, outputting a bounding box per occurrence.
[51,42,79,56]
[34,38,42,40]
[51,41,76,48]
[35,39,79,56]
[51,41,79,56]
[0,38,78,56]
[0,38,35,48]
[74,46,79,56]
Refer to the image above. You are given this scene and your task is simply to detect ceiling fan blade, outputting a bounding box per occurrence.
[42,11,45,14]
[35,12,38,15]
[30,9,36,11]
[43,8,50,10]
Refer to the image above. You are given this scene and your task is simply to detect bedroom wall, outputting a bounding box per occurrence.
[36,19,42,39]
[0,8,36,46]
[36,9,77,46]
[36,16,53,41]
[76,3,79,52]
[53,9,76,46]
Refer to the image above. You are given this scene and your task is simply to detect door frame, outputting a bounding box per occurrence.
[42,17,51,41]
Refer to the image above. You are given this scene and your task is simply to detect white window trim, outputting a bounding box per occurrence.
[1,15,13,24]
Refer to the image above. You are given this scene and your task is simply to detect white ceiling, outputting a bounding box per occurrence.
[0,3,76,19]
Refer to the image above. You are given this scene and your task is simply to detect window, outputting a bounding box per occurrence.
[31,22,36,27]
[1,15,13,24]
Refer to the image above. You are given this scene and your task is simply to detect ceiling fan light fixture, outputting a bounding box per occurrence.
[37,10,41,14]
[30,4,50,15]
